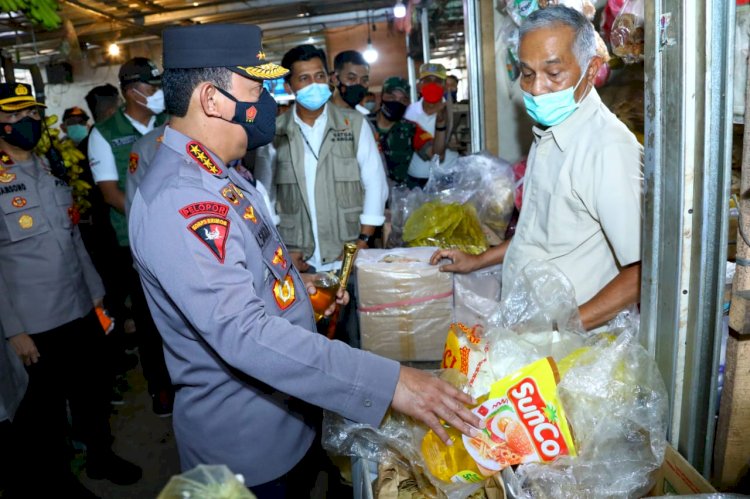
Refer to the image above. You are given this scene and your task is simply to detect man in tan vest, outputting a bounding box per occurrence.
[269,44,388,274]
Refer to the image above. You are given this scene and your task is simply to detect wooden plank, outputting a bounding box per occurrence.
[479,0,499,156]
[712,332,750,488]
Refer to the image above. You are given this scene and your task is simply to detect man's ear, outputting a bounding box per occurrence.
[330,72,340,86]
[283,81,293,95]
[586,56,604,84]
[198,83,223,118]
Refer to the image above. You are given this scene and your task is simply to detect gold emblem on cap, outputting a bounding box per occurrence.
[257,50,266,60]
[18,214,33,229]
[14,84,28,96]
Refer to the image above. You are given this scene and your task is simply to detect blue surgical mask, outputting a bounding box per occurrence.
[295,83,331,111]
[522,71,588,127]
[66,124,88,144]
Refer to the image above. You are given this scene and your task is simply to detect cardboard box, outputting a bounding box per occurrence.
[647,445,716,496]
[356,247,452,361]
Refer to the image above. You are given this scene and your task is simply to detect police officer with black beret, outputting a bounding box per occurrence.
[129,24,480,497]
[0,83,141,498]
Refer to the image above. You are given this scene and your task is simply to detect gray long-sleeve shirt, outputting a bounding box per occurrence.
[0,154,105,338]
[129,127,400,485]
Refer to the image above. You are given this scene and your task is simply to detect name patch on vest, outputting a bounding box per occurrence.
[332,131,354,143]
[0,183,26,195]
[188,216,230,263]
[186,141,223,176]
[179,201,229,219]
[111,135,139,148]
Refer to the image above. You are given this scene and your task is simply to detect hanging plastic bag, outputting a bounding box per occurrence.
[503,0,541,27]
[610,0,645,64]
[512,327,669,499]
[157,465,256,499]
[538,0,595,20]
[403,200,489,254]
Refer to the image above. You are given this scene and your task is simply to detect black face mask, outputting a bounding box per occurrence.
[338,82,367,109]
[1,116,42,151]
[215,87,277,151]
[381,100,407,122]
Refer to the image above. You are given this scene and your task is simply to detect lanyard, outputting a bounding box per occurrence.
[297,124,319,162]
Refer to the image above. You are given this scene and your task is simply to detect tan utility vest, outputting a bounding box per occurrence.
[273,104,364,265]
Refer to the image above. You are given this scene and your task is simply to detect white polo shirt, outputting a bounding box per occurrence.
[502,89,643,305]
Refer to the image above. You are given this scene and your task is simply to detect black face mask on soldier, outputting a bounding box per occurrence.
[381,100,407,122]
[215,86,278,151]
[338,82,367,109]
[0,116,43,151]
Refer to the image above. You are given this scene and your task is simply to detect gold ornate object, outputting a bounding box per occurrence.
[338,242,359,290]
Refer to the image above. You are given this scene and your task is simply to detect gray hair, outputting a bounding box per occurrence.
[519,6,597,70]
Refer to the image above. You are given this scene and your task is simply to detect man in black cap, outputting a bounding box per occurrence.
[0,82,141,498]
[87,57,173,416]
[129,24,480,498]
[61,106,90,145]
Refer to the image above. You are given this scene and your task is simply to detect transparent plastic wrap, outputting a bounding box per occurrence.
[610,0,645,64]
[403,201,488,255]
[356,248,453,361]
[157,465,255,499]
[538,0,595,20]
[417,153,515,246]
[511,326,669,499]
[453,264,503,327]
[502,0,540,27]
[388,185,426,248]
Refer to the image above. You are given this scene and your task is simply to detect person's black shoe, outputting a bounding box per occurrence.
[86,452,142,485]
[151,389,174,417]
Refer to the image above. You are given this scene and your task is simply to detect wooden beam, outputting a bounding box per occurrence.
[479,0,498,155]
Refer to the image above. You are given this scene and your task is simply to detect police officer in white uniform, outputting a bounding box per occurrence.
[129,24,481,498]
[0,83,141,498]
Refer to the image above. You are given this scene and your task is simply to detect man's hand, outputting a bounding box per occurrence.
[429,248,480,273]
[301,274,350,318]
[289,251,310,272]
[391,366,481,445]
[9,333,40,366]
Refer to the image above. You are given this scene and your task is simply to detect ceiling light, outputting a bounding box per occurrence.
[107,43,120,57]
[363,41,378,63]
[394,0,406,18]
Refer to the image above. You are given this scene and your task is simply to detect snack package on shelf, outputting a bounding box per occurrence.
[610,0,645,64]
[502,0,540,27]
[356,248,453,361]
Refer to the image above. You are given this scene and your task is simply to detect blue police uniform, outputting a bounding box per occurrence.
[129,126,400,485]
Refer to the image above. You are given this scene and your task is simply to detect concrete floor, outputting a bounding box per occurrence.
[80,364,181,498]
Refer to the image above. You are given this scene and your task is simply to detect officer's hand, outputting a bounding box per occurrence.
[9,333,40,366]
[334,287,349,307]
[429,248,479,274]
[391,366,481,445]
[290,251,310,272]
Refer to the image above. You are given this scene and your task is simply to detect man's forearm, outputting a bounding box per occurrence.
[579,262,641,330]
[98,181,126,214]
[482,238,511,267]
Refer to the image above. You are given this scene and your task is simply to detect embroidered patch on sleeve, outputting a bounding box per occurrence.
[186,141,223,176]
[179,201,229,219]
[188,216,230,263]
[128,152,139,174]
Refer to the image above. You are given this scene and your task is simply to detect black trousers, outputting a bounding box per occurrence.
[119,246,172,395]
[6,311,113,492]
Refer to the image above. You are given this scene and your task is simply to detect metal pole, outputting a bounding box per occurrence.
[464,0,484,152]
[420,6,430,62]
[406,32,417,103]
[642,0,733,476]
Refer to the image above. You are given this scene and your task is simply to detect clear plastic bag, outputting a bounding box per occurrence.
[388,185,426,248]
[538,0,595,20]
[610,0,645,64]
[503,0,540,27]
[511,326,669,499]
[157,465,255,499]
